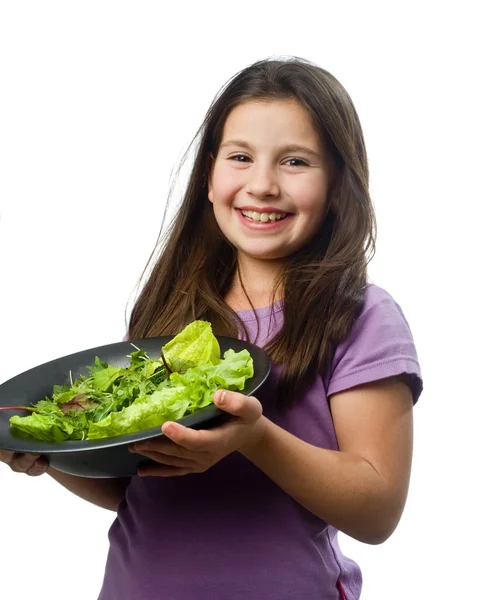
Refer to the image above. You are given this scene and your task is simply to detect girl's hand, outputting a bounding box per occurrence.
[0,450,49,476]
[128,390,266,477]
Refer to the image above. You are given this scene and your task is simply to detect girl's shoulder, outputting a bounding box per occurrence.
[356,283,414,330]
[361,282,403,309]
[327,283,423,403]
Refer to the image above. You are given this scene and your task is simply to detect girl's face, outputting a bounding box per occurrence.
[208,99,332,263]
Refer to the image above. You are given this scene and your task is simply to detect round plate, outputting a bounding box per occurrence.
[0,336,271,478]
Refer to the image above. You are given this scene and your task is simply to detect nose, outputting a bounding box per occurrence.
[245,163,280,198]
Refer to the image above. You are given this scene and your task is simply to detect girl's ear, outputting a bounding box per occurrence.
[208,180,214,203]
[324,149,340,214]
[207,153,215,203]
[328,191,339,215]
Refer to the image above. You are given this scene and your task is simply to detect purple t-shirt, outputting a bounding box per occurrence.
[98,285,422,600]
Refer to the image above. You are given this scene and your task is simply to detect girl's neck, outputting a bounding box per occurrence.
[226,255,284,311]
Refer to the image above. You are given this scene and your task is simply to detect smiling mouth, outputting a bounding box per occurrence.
[240,209,288,223]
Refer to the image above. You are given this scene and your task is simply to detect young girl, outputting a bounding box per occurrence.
[1,57,422,599]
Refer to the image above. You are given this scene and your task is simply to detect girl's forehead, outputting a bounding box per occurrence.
[225,98,308,124]
[221,99,320,146]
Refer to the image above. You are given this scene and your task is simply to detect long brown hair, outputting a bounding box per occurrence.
[127,56,376,407]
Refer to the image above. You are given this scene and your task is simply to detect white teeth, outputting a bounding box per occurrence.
[241,210,287,222]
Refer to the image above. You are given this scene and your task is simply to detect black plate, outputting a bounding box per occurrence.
[0,336,271,478]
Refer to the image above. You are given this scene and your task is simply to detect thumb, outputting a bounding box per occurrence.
[213,390,262,423]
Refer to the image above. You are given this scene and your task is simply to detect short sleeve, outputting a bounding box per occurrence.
[327,285,423,404]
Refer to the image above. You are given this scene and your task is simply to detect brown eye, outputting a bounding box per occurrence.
[229,154,250,162]
[284,158,308,167]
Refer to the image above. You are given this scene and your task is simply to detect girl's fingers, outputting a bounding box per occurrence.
[1,452,49,476]
[161,422,225,451]
[133,448,200,469]
[26,459,49,477]
[131,437,192,458]
[10,453,40,473]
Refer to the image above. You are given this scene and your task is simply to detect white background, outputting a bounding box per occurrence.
[0,2,487,598]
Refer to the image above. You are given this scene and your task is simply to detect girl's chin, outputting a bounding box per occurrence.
[235,247,290,262]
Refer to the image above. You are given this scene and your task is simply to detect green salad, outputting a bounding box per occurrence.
[9,321,253,442]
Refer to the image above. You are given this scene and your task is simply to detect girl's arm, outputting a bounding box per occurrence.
[47,468,130,511]
[129,375,413,544]
[241,375,413,545]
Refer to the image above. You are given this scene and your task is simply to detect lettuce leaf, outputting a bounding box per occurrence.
[10,410,87,442]
[92,366,127,392]
[87,387,191,439]
[162,321,220,370]
[169,349,253,394]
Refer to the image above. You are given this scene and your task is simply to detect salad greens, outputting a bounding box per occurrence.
[9,321,253,442]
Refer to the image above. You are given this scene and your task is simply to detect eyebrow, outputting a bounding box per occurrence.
[220,139,322,161]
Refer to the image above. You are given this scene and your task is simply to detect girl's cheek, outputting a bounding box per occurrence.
[214,163,245,187]
[215,179,243,201]
[293,188,328,213]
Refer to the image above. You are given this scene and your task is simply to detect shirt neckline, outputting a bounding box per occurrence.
[235,299,284,322]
